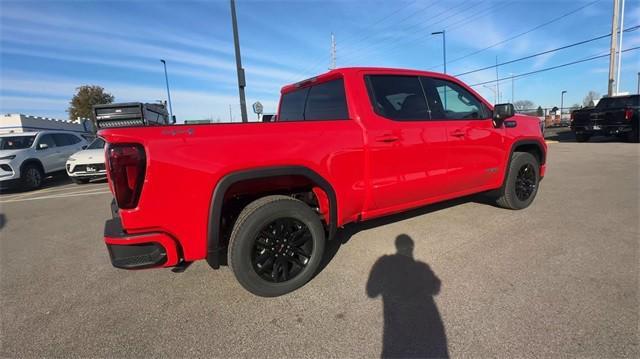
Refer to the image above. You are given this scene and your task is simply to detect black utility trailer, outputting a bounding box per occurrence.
[94,102,173,129]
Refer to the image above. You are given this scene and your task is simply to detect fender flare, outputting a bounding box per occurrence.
[206,166,338,269]
[502,139,546,186]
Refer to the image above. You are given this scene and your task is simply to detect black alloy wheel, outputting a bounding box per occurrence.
[228,195,326,297]
[515,164,536,201]
[251,218,313,283]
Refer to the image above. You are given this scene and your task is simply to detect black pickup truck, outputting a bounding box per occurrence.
[570,94,639,143]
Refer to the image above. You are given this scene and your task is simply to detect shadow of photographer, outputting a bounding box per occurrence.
[366,234,448,358]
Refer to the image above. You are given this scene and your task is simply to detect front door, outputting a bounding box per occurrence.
[421,77,505,193]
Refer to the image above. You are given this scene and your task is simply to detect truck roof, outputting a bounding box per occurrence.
[281,67,460,94]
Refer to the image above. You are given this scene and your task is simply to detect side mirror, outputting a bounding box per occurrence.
[493,103,515,127]
[38,143,49,150]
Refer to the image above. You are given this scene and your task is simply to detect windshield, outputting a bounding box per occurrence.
[0,136,36,150]
[87,138,105,150]
[597,96,639,109]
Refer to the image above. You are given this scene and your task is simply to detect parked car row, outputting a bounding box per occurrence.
[0,130,106,191]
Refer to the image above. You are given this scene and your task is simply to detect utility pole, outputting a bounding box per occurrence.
[495,56,500,103]
[330,33,336,70]
[230,0,248,122]
[608,0,620,96]
[160,59,174,121]
[637,72,639,94]
[616,0,626,94]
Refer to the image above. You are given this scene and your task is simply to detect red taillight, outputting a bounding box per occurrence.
[624,108,633,121]
[570,112,574,120]
[107,144,146,209]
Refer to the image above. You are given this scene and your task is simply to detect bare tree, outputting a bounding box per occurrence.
[513,100,535,111]
[582,91,600,107]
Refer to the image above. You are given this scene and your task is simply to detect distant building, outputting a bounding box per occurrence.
[0,114,94,135]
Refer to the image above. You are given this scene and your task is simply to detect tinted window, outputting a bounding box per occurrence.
[87,138,105,149]
[0,136,35,150]
[598,96,639,109]
[52,134,72,146]
[421,77,485,120]
[304,79,349,120]
[66,134,81,145]
[279,87,309,121]
[366,75,429,120]
[38,134,56,149]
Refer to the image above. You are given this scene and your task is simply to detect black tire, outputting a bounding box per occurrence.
[575,133,591,142]
[21,164,44,190]
[228,195,326,297]
[496,152,540,210]
[71,177,90,184]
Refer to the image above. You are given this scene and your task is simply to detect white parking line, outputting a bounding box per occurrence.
[0,183,107,201]
[0,190,112,204]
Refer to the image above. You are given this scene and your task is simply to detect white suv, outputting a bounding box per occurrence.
[0,131,88,190]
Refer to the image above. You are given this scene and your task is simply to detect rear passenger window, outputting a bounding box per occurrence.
[52,134,72,146]
[278,78,348,121]
[38,134,56,149]
[279,88,309,121]
[66,134,81,144]
[365,75,429,121]
[305,79,348,120]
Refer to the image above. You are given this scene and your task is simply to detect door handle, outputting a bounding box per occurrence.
[376,134,400,143]
[451,129,465,137]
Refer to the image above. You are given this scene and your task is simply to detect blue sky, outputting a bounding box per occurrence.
[1,0,639,122]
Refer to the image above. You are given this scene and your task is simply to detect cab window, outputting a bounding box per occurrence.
[279,78,348,121]
[421,77,487,120]
[365,75,430,121]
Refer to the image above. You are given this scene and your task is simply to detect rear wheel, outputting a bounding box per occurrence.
[21,164,44,190]
[575,133,591,142]
[496,152,540,210]
[228,195,326,297]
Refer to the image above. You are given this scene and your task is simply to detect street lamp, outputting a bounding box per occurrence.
[560,90,567,119]
[160,59,174,121]
[431,30,446,74]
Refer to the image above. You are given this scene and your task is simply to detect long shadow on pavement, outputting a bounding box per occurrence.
[366,234,448,358]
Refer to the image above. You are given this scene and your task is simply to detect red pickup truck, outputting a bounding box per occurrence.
[101,67,546,296]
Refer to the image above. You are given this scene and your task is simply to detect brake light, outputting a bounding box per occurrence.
[107,143,146,209]
[624,108,633,121]
[570,112,574,120]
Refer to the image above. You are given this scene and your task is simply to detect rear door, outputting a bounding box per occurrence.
[363,75,449,212]
[421,76,505,193]
[52,134,80,170]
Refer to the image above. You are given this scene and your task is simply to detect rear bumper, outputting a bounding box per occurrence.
[571,123,632,135]
[104,204,180,269]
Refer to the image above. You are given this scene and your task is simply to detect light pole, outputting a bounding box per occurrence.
[160,59,174,121]
[560,90,567,119]
[230,0,248,122]
[509,73,515,103]
[431,30,446,74]
[483,84,498,105]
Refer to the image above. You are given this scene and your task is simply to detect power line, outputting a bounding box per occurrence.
[468,46,640,88]
[286,0,424,82]
[455,25,639,77]
[342,0,483,64]
[430,0,602,70]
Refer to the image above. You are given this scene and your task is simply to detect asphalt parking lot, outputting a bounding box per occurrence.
[1,134,638,357]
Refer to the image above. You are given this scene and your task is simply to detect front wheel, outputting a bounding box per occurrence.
[228,195,326,297]
[21,164,44,190]
[496,152,540,210]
